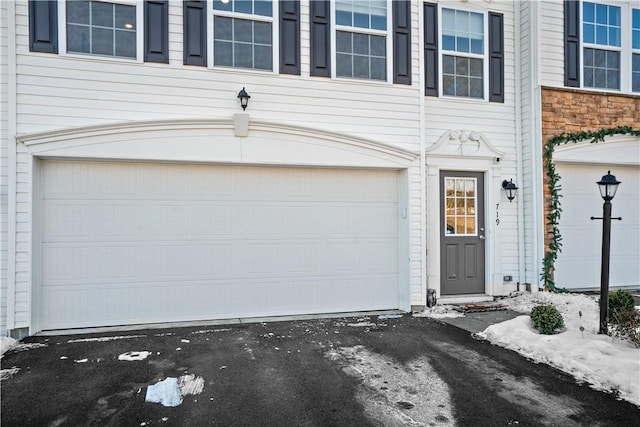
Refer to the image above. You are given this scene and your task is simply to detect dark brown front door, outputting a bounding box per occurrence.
[440,171,485,295]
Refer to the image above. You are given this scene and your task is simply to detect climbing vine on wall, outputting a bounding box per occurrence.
[542,126,640,292]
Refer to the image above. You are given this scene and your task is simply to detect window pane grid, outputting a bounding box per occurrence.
[336,31,386,80]
[445,178,477,236]
[583,2,621,47]
[214,16,272,71]
[633,53,640,92]
[633,9,640,50]
[66,1,136,59]
[583,47,620,89]
[213,1,273,71]
[336,0,387,31]
[441,8,485,99]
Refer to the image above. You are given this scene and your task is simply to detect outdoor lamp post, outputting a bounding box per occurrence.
[592,171,621,335]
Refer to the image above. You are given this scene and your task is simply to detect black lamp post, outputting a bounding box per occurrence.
[592,171,621,335]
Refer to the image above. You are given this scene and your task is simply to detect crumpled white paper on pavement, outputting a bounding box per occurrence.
[145,377,183,407]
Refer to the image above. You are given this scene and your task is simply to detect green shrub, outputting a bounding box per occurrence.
[608,290,636,325]
[530,305,564,335]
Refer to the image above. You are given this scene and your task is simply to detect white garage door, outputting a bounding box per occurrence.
[555,164,640,290]
[39,160,400,330]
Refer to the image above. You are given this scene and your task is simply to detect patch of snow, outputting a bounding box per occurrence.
[378,314,403,320]
[347,322,377,327]
[181,339,190,343]
[145,378,183,407]
[1,337,18,356]
[60,356,68,360]
[175,347,182,351]
[326,345,454,425]
[480,292,640,406]
[0,366,20,380]
[67,335,146,343]
[118,351,151,361]
[74,359,88,363]
[178,374,205,396]
[413,305,465,319]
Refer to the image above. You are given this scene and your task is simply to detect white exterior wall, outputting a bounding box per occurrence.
[1,1,9,336]
[9,0,425,332]
[424,0,520,296]
[539,0,564,88]
[520,0,543,287]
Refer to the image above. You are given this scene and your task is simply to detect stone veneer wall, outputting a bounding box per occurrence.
[540,86,640,248]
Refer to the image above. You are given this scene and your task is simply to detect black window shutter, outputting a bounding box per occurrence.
[423,2,438,96]
[280,1,300,75]
[564,0,580,87]
[29,0,57,53]
[393,0,411,85]
[488,12,504,103]
[310,0,331,77]
[144,0,169,63]
[184,1,207,66]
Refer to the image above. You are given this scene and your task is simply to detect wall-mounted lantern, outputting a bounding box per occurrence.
[237,87,250,111]
[502,179,518,202]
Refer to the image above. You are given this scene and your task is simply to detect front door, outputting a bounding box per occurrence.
[440,171,485,295]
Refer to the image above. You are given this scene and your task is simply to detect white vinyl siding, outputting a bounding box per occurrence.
[1,0,9,336]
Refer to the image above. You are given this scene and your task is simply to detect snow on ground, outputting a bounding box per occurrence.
[118,351,151,361]
[476,292,640,406]
[326,345,454,425]
[414,304,465,319]
[1,336,18,356]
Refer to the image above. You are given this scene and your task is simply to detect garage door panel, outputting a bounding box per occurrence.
[39,161,400,330]
[555,163,639,289]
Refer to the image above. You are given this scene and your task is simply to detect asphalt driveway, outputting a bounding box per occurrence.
[1,314,638,426]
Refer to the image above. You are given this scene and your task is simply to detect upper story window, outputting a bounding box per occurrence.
[582,2,621,90]
[423,2,503,102]
[633,8,640,91]
[66,0,137,59]
[334,0,389,81]
[441,8,485,99]
[568,1,639,94]
[212,0,274,71]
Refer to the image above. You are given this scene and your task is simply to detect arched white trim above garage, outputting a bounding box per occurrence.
[17,118,418,168]
[426,130,508,300]
[554,134,640,166]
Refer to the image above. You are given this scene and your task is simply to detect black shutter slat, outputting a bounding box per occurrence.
[489,12,504,103]
[280,0,300,75]
[29,0,58,53]
[393,0,411,85]
[184,1,207,66]
[310,0,331,77]
[564,0,580,87]
[423,2,438,96]
[144,0,169,63]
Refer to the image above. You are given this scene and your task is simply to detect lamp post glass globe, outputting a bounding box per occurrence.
[596,170,620,201]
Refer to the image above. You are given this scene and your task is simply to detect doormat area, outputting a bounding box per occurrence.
[453,304,508,313]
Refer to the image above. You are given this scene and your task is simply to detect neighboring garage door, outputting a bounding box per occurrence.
[39,160,400,330]
[554,163,640,290]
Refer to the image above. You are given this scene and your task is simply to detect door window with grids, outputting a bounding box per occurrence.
[444,177,477,236]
